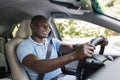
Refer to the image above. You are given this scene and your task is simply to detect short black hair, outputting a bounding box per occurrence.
[31,15,47,24]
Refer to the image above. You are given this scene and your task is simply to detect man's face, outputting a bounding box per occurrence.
[31,19,50,38]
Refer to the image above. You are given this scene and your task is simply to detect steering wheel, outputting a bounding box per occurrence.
[76,36,107,80]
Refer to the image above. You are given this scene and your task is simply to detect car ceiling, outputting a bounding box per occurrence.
[0,0,120,37]
[0,0,60,20]
[0,0,86,36]
[0,0,84,19]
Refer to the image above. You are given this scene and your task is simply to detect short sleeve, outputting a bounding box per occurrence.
[16,40,34,63]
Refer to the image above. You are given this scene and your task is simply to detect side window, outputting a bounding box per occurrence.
[12,24,20,37]
[54,19,120,55]
[92,0,120,20]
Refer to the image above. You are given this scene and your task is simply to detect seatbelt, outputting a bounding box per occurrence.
[37,39,53,80]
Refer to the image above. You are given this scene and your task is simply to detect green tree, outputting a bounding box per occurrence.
[54,19,117,39]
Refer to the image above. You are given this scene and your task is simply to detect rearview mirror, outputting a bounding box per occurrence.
[50,0,92,12]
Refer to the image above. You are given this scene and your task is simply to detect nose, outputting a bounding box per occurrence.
[44,24,49,30]
[42,24,50,31]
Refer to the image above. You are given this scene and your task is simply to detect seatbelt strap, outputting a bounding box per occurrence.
[46,40,53,59]
[37,39,53,80]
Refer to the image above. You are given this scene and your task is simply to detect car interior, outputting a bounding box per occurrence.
[5,20,31,80]
[0,0,120,80]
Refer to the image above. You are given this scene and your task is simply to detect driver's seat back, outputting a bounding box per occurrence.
[5,20,32,80]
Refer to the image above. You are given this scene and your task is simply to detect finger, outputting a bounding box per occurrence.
[86,43,96,50]
[87,42,95,48]
[88,50,94,55]
[85,48,94,55]
[105,38,108,44]
[84,52,92,57]
[102,37,108,45]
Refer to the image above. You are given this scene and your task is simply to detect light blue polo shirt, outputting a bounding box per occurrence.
[16,37,62,80]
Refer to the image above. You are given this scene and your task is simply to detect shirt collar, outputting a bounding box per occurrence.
[29,37,48,46]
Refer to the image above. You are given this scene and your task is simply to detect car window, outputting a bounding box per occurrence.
[92,0,120,20]
[54,19,120,55]
[12,24,20,37]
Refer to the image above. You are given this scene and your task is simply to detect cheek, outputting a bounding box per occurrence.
[36,30,42,35]
[33,28,41,34]
[38,27,43,31]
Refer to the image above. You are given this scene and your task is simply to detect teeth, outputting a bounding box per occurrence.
[43,32,47,34]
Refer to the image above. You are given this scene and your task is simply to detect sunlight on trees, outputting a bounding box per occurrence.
[54,0,120,39]
[95,0,120,20]
[54,19,117,39]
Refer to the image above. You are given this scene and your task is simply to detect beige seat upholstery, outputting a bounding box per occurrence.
[5,19,32,80]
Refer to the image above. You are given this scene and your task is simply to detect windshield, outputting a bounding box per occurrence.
[92,0,120,20]
[54,19,120,56]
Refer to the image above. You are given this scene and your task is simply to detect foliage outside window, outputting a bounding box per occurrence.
[54,19,120,54]
[54,19,119,39]
[93,0,120,20]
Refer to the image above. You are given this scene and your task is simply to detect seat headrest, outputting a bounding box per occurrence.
[16,19,32,39]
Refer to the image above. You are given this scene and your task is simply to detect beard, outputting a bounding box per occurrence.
[32,30,50,39]
[36,32,49,39]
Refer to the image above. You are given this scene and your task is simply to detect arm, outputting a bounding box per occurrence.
[59,43,81,54]
[59,36,108,54]
[22,53,75,74]
[22,42,95,74]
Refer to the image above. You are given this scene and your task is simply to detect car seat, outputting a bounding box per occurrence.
[5,19,32,80]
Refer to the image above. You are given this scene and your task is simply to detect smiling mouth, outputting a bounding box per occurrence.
[42,31,49,36]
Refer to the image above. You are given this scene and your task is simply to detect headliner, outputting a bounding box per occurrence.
[0,0,83,17]
[0,0,84,37]
[0,0,85,26]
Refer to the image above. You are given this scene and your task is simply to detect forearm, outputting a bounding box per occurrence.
[73,43,81,50]
[60,43,82,54]
[30,53,75,74]
[23,42,94,74]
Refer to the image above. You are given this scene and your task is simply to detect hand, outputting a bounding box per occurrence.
[73,43,95,60]
[98,35,108,46]
[91,35,108,46]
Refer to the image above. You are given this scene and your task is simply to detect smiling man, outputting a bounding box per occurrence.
[16,15,101,80]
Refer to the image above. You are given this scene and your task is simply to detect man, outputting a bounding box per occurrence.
[17,15,108,80]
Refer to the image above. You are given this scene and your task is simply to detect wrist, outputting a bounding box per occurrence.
[69,53,76,61]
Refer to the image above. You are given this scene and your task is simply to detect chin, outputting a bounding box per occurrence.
[43,35,48,38]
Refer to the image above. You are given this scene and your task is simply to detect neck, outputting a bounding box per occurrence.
[31,36,44,43]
